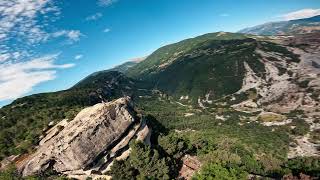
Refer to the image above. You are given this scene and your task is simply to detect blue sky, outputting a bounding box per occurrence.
[0,0,320,106]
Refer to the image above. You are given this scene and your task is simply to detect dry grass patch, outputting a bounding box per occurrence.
[258,112,286,122]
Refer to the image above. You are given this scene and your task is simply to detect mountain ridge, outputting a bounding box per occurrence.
[238,15,320,35]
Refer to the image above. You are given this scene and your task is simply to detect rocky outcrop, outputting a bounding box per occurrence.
[39,119,69,146]
[19,97,143,177]
[234,34,320,115]
[0,155,20,171]
[178,155,201,180]
[231,99,260,113]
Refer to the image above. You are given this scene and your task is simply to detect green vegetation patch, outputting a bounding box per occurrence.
[137,38,264,101]
[126,32,247,78]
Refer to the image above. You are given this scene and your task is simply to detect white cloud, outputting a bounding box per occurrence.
[74,54,83,60]
[98,0,118,7]
[0,1,83,104]
[52,30,83,42]
[0,0,58,44]
[66,30,82,41]
[85,12,103,21]
[0,54,74,101]
[0,51,28,63]
[281,8,320,21]
[0,0,83,63]
[103,28,111,33]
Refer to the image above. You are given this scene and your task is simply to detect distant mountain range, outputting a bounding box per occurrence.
[239,15,320,35]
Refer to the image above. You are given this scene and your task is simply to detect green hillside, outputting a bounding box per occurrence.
[126,32,247,78]
[74,61,139,86]
[141,38,264,99]
[126,32,299,101]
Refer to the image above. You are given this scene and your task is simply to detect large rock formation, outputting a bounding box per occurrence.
[19,97,143,177]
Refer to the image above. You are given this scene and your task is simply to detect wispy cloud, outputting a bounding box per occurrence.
[98,0,118,7]
[74,54,83,60]
[0,1,83,103]
[85,12,103,21]
[52,30,83,42]
[0,51,29,63]
[103,28,111,33]
[0,0,83,63]
[280,8,320,21]
[0,0,59,45]
[0,54,74,101]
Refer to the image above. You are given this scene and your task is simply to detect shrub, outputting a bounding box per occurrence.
[109,141,171,180]
[193,163,248,180]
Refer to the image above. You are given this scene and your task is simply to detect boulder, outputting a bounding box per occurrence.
[19,97,137,177]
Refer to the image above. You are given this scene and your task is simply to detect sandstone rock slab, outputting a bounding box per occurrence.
[19,97,136,176]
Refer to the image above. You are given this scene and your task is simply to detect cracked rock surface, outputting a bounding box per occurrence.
[19,97,136,177]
